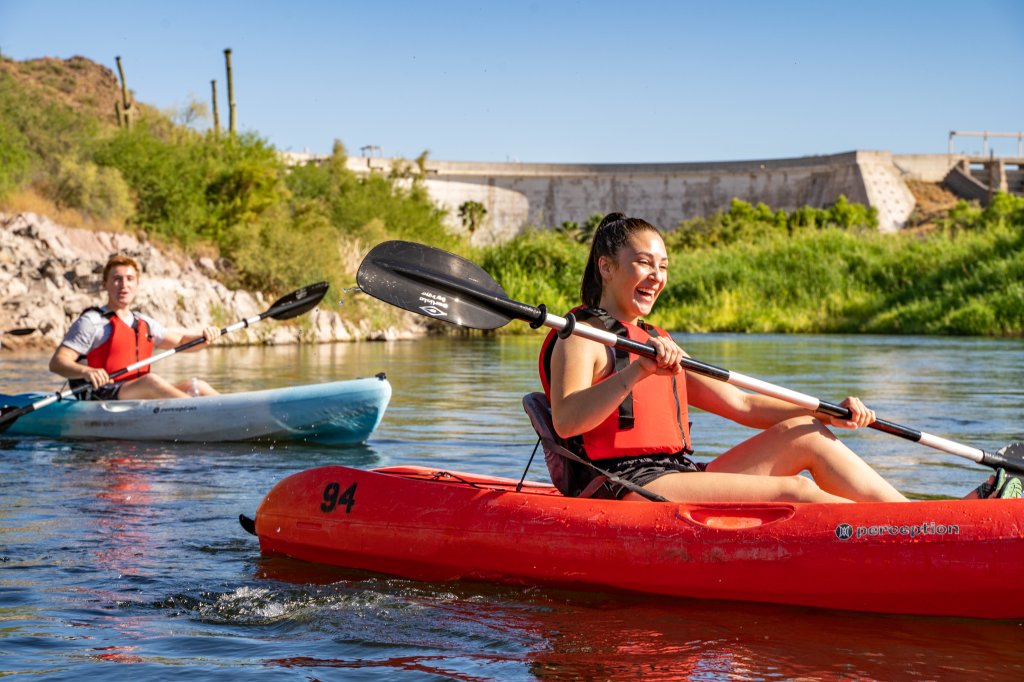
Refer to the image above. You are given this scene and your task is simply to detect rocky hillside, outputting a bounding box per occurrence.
[0,55,131,126]
[0,212,425,352]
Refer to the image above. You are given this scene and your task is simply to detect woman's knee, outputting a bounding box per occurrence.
[780,474,821,501]
[766,415,834,444]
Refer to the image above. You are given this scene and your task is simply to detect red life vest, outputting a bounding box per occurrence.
[84,310,154,382]
[538,307,692,461]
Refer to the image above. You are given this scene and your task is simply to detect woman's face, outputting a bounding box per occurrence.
[598,229,668,320]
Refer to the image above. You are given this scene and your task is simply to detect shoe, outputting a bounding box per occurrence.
[999,476,1023,499]
[973,468,1006,499]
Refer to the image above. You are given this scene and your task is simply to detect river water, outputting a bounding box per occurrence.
[2,333,1023,680]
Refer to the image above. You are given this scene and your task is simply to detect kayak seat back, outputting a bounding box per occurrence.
[522,392,608,498]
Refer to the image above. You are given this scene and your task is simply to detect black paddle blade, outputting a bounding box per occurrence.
[266,281,330,321]
[987,440,1024,473]
[239,514,257,536]
[3,328,35,336]
[357,241,517,330]
[0,405,17,433]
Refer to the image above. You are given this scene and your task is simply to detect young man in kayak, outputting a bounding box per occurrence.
[539,213,1021,502]
[49,254,222,400]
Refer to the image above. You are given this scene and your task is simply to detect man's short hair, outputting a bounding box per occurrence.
[102,254,141,282]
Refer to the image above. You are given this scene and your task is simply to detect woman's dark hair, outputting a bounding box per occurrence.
[580,212,662,308]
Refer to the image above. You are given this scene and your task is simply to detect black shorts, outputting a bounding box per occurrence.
[75,382,123,401]
[595,453,707,500]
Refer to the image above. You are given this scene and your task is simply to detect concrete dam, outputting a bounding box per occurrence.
[293,150,1020,244]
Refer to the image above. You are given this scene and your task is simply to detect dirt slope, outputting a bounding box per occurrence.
[0,55,129,126]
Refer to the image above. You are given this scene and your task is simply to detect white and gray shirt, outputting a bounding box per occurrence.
[60,308,168,358]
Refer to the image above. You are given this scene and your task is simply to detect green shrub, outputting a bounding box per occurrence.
[286,142,458,253]
[202,138,287,243]
[229,200,344,295]
[94,122,288,245]
[666,196,878,251]
[44,156,134,224]
[0,69,102,199]
[93,119,211,242]
[481,229,588,315]
[0,119,31,198]
[658,217,1024,335]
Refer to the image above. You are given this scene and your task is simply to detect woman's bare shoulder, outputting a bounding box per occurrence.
[555,318,604,350]
[552,319,612,374]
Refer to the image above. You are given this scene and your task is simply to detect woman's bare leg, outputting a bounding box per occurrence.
[706,416,908,503]
[625,468,853,503]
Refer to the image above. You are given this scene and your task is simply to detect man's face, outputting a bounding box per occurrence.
[104,265,139,308]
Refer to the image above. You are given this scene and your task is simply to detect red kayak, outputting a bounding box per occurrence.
[251,464,1024,619]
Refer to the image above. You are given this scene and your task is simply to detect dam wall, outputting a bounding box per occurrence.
[336,151,965,244]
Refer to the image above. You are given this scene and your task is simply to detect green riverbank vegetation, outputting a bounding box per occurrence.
[1,56,1021,335]
[485,195,1024,336]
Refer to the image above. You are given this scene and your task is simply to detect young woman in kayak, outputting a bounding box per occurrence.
[540,212,1020,502]
[49,254,222,400]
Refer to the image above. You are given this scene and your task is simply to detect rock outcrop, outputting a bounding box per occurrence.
[0,212,425,352]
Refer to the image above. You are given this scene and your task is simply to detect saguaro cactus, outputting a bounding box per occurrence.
[114,55,132,128]
[210,79,220,135]
[224,48,236,135]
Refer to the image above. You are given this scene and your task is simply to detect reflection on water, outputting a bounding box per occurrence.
[2,333,1023,679]
[246,557,1024,680]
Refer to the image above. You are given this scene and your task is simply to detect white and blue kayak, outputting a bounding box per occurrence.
[0,374,391,444]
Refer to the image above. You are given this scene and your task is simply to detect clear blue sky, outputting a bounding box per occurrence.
[2,0,1022,163]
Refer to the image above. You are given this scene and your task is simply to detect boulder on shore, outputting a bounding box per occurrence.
[0,212,425,352]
